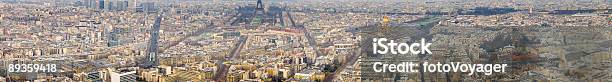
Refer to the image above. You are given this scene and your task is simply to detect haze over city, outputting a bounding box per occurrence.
[0,0,610,82]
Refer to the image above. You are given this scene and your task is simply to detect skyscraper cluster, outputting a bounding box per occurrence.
[75,0,130,11]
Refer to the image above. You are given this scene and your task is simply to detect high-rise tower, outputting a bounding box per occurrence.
[256,0,263,10]
[99,0,105,10]
[253,0,266,25]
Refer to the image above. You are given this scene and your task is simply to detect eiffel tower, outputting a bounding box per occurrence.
[255,0,265,14]
[256,0,263,10]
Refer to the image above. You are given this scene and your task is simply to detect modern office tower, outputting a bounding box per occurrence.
[115,0,128,11]
[129,0,137,9]
[92,0,98,9]
[141,2,156,12]
[123,0,129,11]
[83,0,91,8]
[74,0,83,7]
[107,1,113,11]
[85,0,95,9]
[99,0,105,10]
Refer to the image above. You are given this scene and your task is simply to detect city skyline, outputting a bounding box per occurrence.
[0,0,610,82]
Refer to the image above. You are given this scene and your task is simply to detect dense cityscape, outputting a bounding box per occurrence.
[0,0,610,82]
